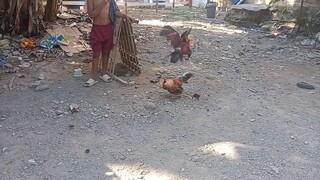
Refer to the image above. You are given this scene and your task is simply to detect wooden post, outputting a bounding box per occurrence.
[173,0,175,9]
[189,0,192,8]
[297,0,305,33]
[44,0,59,22]
[156,0,158,12]
[125,0,128,14]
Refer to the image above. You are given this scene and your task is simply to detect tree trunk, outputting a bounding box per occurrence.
[45,0,59,22]
[0,0,41,36]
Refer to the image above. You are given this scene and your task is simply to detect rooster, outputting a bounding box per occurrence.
[160,72,193,95]
[160,26,193,63]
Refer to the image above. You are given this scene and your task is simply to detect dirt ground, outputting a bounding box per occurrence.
[1,7,320,180]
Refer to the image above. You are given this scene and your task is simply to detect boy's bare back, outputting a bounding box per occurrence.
[87,0,111,25]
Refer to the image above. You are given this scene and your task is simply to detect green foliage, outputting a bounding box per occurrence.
[300,10,320,36]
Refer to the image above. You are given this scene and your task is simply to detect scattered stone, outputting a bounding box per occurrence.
[270,165,279,174]
[301,39,315,46]
[104,114,109,118]
[28,159,36,165]
[70,103,80,113]
[52,100,59,104]
[296,82,315,90]
[16,73,26,78]
[4,63,13,68]
[2,147,9,153]
[66,52,73,57]
[205,75,215,80]
[12,51,21,56]
[35,84,49,91]
[55,110,63,115]
[144,102,157,110]
[19,62,30,68]
[68,124,75,129]
[38,73,45,80]
[30,80,44,87]
[85,149,90,153]
[150,75,161,83]
[250,119,256,122]
[192,94,200,100]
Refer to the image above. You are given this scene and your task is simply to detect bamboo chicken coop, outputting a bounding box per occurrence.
[108,17,141,85]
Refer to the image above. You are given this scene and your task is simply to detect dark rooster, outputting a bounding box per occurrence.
[160,72,193,95]
[160,26,193,63]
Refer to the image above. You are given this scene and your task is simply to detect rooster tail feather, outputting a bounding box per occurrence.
[180,27,192,40]
[160,25,177,37]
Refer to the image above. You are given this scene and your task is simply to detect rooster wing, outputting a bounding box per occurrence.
[160,25,182,49]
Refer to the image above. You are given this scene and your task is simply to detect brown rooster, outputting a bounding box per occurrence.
[160,26,193,63]
[160,72,193,95]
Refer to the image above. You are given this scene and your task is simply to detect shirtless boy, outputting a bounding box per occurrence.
[85,0,136,87]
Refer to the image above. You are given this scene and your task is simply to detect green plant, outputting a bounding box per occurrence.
[300,10,320,36]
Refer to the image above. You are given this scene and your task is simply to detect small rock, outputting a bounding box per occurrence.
[270,166,279,174]
[4,63,13,68]
[12,51,21,56]
[68,124,75,129]
[192,94,200,100]
[144,102,157,110]
[66,52,73,57]
[30,80,44,87]
[38,73,45,80]
[35,84,49,91]
[205,75,215,80]
[301,39,315,46]
[2,147,9,153]
[7,55,22,62]
[127,148,132,152]
[70,103,80,113]
[19,62,30,68]
[16,73,25,78]
[306,53,318,59]
[104,114,109,118]
[261,24,272,31]
[55,110,63,115]
[91,112,98,116]
[297,82,315,90]
[250,119,255,122]
[28,159,36,165]
[85,149,90,153]
[52,100,59,104]
[119,154,127,160]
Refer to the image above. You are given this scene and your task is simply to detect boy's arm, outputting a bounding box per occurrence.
[87,0,107,19]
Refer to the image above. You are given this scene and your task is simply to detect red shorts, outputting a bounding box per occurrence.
[90,24,114,54]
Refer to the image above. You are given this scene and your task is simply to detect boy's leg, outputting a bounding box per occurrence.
[85,25,101,87]
[92,52,100,80]
[101,50,110,75]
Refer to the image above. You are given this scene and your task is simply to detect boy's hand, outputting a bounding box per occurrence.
[125,15,139,24]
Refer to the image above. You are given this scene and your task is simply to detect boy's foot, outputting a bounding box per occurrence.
[84,78,98,87]
[99,74,112,83]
